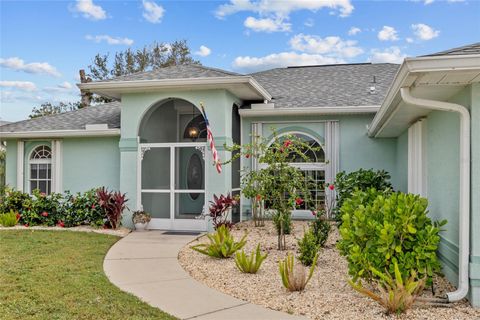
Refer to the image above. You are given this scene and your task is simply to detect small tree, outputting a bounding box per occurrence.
[226,131,317,250]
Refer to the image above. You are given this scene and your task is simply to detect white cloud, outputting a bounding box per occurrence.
[233,52,343,72]
[74,0,107,20]
[142,0,165,23]
[215,0,354,19]
[85,34,134,46]
[195,45,212,57]
[290,34,363,58]
[58,81,73,89]
[304,18,314,27]
[370,47,406,63]
[378,26,399,41]
[424,0,434,4]
[411,23,439,40]
[0,81,37,91]
[348,27,361,36]
[43,81,77,93]
[406,37,414,43]
[421,0,464,4]
[244,16,291,32]
[0,57,61,77]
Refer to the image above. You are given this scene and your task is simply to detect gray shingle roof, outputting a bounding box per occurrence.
[250,63,399,108]
[423,42,480,57]
[98,64,241,82]
[0,101,120,133]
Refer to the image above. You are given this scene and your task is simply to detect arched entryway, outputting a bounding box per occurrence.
[137,98,207,231]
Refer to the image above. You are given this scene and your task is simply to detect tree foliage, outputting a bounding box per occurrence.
[29,101,83,119]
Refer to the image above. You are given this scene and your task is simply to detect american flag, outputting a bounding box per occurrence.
[200,103,222,174]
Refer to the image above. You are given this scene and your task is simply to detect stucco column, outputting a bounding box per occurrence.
[469,83,480,307]
[119,138,138,228]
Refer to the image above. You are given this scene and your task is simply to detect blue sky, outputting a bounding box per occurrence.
[1,0,479,121]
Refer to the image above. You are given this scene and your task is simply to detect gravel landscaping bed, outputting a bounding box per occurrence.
[0,225,131,237]
[179,221,480,320]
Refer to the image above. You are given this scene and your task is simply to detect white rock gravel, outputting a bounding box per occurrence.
[178,221,480,320]
[0,225,131,237]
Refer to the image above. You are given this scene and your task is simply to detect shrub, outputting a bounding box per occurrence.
[338,190,446,283]
[62,189,104,227]
[21,190,63,226]
[234,244,268,273]
[0,210,19,227]
[279,252,317,292]
[349,262,426,314]
[310,211,330,247]
[297,229,319,266]
[132,210,151,224]
[97,187,128,229]
[208,193,238,230]
[335,169,392,221]
[0,187,30,215]
[191,225,247,258]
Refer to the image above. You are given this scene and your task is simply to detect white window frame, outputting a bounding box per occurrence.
[28,145,53,195]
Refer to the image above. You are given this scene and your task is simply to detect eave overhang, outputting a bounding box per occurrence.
[239,105,380,117]
[0,129,120,139]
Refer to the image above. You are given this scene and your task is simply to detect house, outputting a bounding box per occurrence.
[1,43,479,306]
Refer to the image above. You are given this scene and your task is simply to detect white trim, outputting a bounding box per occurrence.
[78,76,272,101]
[1,129,120,139]
[27,144,53,194]
[53,140,63,193]
[16,141,24,191]
[239,106,380,117]
[407,119,427,197]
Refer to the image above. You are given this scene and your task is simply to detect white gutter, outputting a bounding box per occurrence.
[78,76,272,101]
[0,129,120,139]
[239,105,380,117]
[400,87,470,302]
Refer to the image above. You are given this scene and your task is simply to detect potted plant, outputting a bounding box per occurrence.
[132,210,151,231]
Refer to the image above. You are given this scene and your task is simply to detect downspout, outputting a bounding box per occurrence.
[400,87,470,302]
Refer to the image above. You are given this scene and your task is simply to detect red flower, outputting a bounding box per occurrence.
[328,184,335,191]
[41,211,49,217]
[40,192,46,197]
[295,197,304,206]
[91,204,96,209]
[256,194,262,201]
[245,154,250,159]
[57,221,65,228]
[311,210,317,216]
[283,140,292,148]
[15,213,21,221]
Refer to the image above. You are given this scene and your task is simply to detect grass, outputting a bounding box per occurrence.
[0,230,176,320]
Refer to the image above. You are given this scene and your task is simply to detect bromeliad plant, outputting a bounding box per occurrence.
[208,193,239,230]
[349,262,426,314]
[97,187,128,229]
[191,225,247,258]
[279,252,318,292]
[225,130,317,250]
[235,244,268,274]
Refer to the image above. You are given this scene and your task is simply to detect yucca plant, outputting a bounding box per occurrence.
[191,225,247,258]
[235,244,268,274]
[348,262,426,314]
[279,252,318,291]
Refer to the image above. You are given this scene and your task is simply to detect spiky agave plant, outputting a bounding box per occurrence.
[348,262,426,314]
[279,252,318,291]
[235,244,268,274]
[191,225,247,258]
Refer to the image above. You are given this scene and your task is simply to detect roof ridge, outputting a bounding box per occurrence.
[2,101,120,128]
[422,42,480,57]
[187,64,242,76]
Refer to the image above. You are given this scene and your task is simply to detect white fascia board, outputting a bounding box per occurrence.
[78,76,272,101]
[239,106,380,117]
[0,129,120,139]
[368,54,480,137]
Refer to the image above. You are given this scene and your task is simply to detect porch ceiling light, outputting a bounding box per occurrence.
[187,104,200,141]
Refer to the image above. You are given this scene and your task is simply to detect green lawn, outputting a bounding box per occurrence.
[0,230,176,320]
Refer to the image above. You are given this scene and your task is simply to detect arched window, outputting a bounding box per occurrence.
[265,132,326,211]
[29,145,52,194]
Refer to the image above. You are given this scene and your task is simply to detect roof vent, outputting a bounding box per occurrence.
[369,86,376,94]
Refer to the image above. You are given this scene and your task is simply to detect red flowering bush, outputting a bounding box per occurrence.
[97,187,128,229]
[20,189,63,226]
[207,193,239,230]
[61,188,104,227]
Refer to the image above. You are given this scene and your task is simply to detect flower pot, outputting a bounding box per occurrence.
[134,222,149,232]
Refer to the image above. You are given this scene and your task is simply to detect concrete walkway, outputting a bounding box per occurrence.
[104,231,306,320]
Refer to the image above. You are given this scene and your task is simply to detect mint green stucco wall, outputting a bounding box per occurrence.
[119,89,241,227]
[5,140,18,188]
[62,137,120,193]
[395,130,408,193]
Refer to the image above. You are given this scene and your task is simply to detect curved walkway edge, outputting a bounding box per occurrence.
[104,231,306,320]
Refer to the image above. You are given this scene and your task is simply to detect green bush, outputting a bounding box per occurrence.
[297,229,319,266]
[338,190,446,283]
[334,169,392,222]
[310,212,330,247]
[235,244,268,274]
[191,225,247,258]
[0,210,19,227]
[272,211,291,235]
[0,187,30,214]
[62,189,104,227]
[21,190,63,226]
